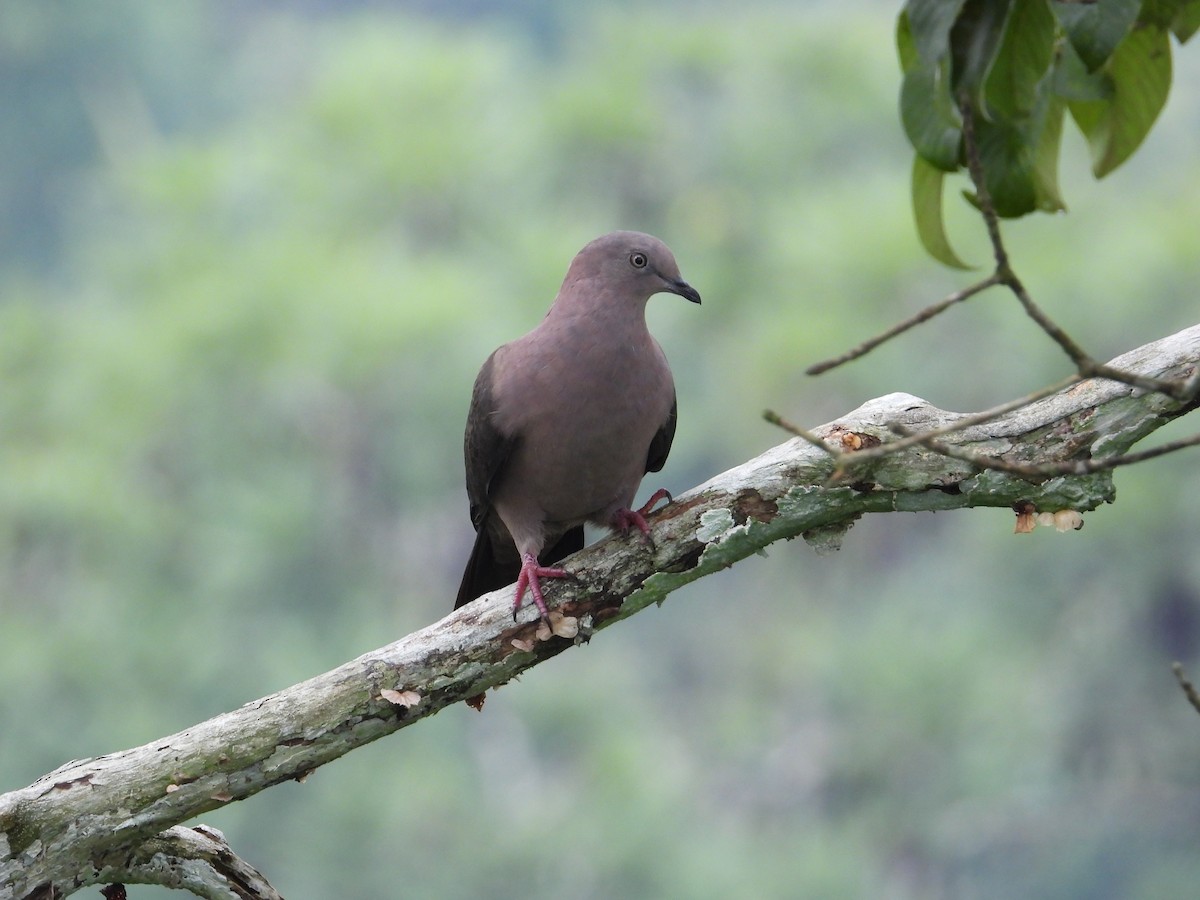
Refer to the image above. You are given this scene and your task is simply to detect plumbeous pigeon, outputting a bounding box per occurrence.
[455,231,701,619]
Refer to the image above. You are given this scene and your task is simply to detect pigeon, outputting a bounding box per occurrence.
[455,231,700,619]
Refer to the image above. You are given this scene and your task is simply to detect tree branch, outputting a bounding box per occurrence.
[3,322,1199,899]
[92,826,284,900]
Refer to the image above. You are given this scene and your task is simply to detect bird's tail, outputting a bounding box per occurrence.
[455,526,519,609]
[454,524,585,610]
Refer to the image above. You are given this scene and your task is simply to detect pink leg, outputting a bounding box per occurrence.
[513,551,570,620]
[612,488,673,536]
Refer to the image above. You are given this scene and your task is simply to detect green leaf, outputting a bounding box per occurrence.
[905,0,970,64]
[960,0,1066,219]
[1032,94,1067,211]
[971,96,1065,217]
[950,0,1014,115]
[912,154,973,269]
[974,118,1038,216]
[1068,23,1172,177]
[985,0,1058,120]
[1172,0,1200,41]
[900,52,963,170]
[1069,99,1108,168]
[1139,0,1187,29]
[1052,38,1116,102]
[897,10,920,71]
[1052,0,1140,71]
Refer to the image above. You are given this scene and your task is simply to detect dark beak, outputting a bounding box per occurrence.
[670,279,702,305]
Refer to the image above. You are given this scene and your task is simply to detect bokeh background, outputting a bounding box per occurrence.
[3,2,1200,898]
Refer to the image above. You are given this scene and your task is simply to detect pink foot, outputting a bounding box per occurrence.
[514,551,570,620]
[612,488,673,537]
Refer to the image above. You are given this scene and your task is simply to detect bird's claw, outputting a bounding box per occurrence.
[613,487,673,545]
[513,552,570,621]
[637,488,673,518]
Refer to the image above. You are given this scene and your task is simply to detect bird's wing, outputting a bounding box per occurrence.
[464,352,517,530]
[644,392,677,475]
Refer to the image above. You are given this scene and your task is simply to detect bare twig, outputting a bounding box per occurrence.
[958,93,1008,273]
[1087,362,1193,402]
[892,424,1200,480]
[999,259,1187,398]
[762,409,841,455]
[805,274,1002,375]
[833,375,1082,465]
[1173,662,1200,718]
[766,374,1083,484]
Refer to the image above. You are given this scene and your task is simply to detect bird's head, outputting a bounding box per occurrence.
[563,231,702,309]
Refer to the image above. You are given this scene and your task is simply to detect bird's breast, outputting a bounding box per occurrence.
[493,325,674,523]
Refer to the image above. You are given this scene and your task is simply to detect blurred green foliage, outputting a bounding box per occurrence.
[2,2,1200,898]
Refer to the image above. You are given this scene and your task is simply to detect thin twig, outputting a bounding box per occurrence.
[850,375,1083,463]
[958,92,1008,272]
[1004,269,1092,368]
[960,97,1089,369]
[1173,662,1200,718]
[768,370,1197,488]
[818,375,1079,484]
[762,409,842,456]
[806,274,1002,375]
[998,272,1187,398]
[764,375,1085,484]
[894,425,1200,480]
[1087,362,1193,402]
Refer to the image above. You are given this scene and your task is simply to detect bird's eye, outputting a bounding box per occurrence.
[630,252,648,269]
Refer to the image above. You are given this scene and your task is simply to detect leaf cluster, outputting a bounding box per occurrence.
[900,0,1200,266]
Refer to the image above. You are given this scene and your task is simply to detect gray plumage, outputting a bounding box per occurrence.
[456,231,701,617]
